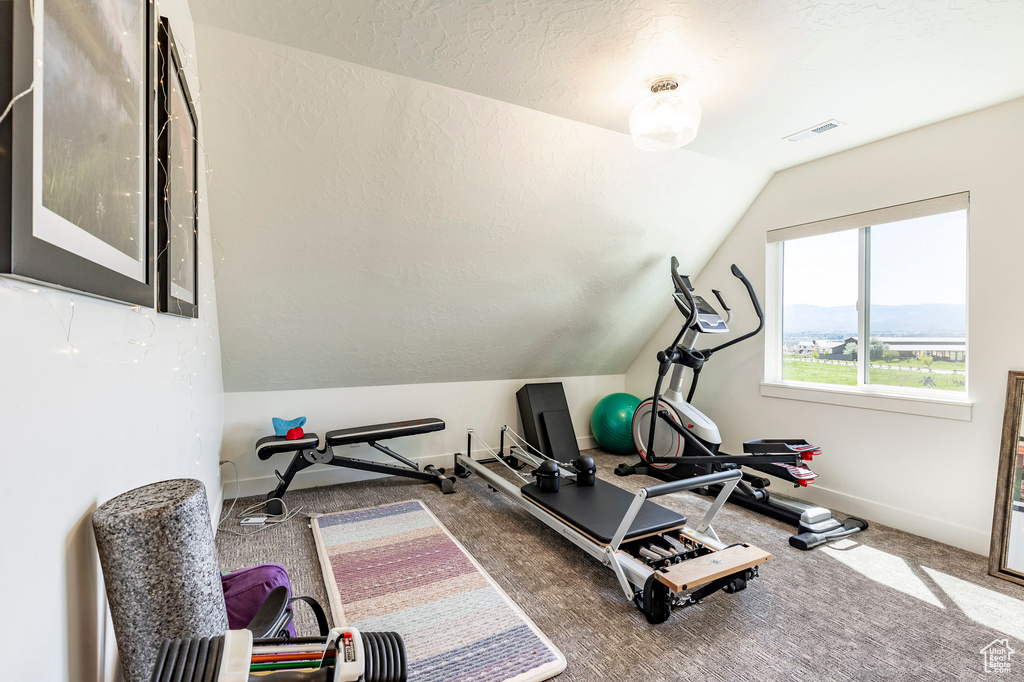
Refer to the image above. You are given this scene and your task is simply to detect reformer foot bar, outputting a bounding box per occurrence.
[256,418,456,515]
[454,428,772,624]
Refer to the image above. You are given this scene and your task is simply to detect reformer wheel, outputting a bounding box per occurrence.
[638,574,673,624]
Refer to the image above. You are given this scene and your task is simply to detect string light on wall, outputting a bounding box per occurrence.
[1,0,224,480]
[629,77,702,151]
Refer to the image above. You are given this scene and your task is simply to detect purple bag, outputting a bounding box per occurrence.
[221,563,297,637]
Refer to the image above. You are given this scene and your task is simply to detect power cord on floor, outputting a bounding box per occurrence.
[218,460,240,529]
[217,459,306,536]
[219,497,307,536]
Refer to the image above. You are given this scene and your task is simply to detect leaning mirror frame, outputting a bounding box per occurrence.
[989,370,1024,586]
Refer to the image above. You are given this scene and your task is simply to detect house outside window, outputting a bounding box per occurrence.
[763,193,969,406]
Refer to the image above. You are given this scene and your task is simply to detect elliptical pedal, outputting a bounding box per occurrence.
[742,460,819,485]
[790,517,869,550]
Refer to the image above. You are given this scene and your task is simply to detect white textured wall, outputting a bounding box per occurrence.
[194,25,771,393]
[221,374,624,499]
[626,96,1024,554]
[1,2,224,680]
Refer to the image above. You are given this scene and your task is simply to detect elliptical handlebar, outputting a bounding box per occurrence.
[667,257,765,356]
[729,264,764,326]
[704,263,764,356]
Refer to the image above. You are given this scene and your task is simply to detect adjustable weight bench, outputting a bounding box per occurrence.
[256,418,455,514]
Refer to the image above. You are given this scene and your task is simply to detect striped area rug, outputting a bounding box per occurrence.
[312,500,566,682]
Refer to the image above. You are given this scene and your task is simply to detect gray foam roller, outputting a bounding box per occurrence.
[93,479,228,682]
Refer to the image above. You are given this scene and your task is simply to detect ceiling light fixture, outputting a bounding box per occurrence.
[629,77,702,151]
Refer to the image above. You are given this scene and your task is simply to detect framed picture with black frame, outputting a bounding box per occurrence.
[4,0,156,307]
[156,17,199,318]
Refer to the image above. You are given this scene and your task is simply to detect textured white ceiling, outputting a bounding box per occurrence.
[192,1,1024,393]
[195,26,770,391]
[190,0,1024,171]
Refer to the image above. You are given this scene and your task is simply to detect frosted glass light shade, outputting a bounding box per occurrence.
[629,89,702,151]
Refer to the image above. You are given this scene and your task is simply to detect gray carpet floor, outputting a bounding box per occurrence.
[216,450,1024,681]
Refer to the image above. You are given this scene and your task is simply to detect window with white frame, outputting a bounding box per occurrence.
[765,193,968,398]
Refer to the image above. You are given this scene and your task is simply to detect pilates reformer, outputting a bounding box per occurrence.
[256,418,455,515]
[454,427,773,624]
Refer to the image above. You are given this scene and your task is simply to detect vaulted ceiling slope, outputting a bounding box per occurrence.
[195,26,769,392]
[192,0,1024,171]
[192,1,1024,393]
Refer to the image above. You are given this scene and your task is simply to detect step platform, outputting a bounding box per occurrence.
[653,544,772,592]
[743,460,819,486]
[522,479,686,545]
[743,438,821,461]
[742,438,820,485]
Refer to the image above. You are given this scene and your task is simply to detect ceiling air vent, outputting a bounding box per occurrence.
[784,119,845,142]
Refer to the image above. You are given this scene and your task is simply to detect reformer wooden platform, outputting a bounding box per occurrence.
[653,544,772,592]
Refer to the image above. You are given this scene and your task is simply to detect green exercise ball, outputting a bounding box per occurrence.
[591,393,642,454]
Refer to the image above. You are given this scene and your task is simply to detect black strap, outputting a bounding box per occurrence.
[246,586,293,638]
[288,596,330,636]
[686,567,751,604]
[687,577,729,604]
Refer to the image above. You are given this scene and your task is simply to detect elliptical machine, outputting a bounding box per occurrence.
[615,257,867,550]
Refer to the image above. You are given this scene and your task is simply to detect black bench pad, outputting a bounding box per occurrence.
[256,434,321,460]
[522,478,686,544]
[325,417,445,446]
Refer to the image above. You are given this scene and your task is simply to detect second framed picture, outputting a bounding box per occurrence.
[156,17,199,318]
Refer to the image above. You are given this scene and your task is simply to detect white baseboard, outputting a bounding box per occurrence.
[789,483,990,555]
[223,436,990,554]
[210,482,224,531]
[224,436,599,501]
